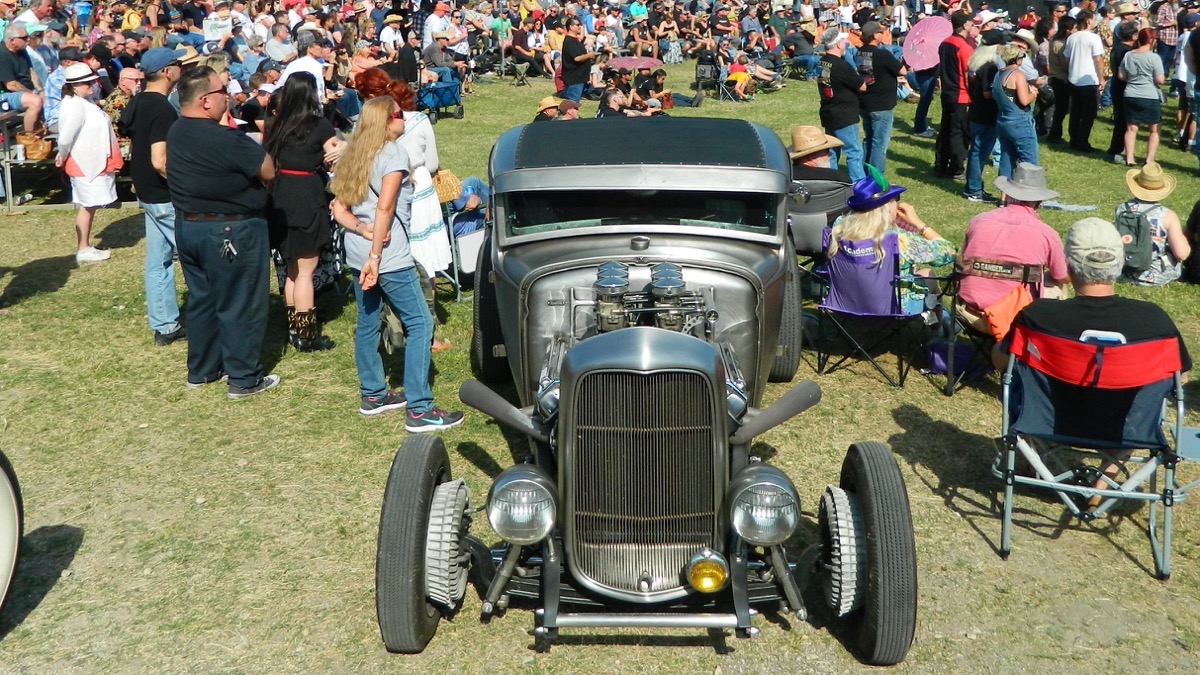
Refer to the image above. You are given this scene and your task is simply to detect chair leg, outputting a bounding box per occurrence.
[1000,440,1016,559]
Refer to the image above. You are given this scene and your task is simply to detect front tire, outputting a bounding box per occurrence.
[376,435,451,653]
[769,259,803,382]
[0,451,22,616]
[471,236,509,384]
[838,441,917,666]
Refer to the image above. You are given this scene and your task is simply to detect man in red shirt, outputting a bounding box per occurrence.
[933,11,977,179]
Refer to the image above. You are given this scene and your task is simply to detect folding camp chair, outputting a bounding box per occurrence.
[993,324,1200,579]
[695,61,720,92]
[438,212,486,303]
[814,229,930,387]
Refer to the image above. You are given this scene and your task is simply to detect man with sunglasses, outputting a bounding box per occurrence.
[0,23,44,134]
[167,66,278,399]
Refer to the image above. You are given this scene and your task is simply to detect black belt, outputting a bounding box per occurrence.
[180,212,256,222]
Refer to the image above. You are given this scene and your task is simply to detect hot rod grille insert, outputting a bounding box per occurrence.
[570,371,716,595]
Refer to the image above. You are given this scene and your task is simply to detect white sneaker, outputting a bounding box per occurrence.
[915,128,937,138]
[76,247,111,263]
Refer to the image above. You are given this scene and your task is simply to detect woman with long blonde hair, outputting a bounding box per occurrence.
[329,97,464,429]
[826,171,953,315]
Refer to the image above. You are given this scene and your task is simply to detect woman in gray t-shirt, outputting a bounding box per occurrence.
[1119,28,1166,166]
[330,97,464,430]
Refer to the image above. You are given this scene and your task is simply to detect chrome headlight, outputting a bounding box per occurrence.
[487,465,557,545]
[728,464,800,546]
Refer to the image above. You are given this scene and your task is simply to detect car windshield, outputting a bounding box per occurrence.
[503,189,777,236]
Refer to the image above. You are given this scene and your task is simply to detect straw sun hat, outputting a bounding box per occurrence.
[1125,162,1176,202]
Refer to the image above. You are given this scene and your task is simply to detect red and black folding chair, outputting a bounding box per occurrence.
[994,324,1200,579]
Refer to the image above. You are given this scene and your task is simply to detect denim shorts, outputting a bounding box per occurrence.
[0,91,26,112]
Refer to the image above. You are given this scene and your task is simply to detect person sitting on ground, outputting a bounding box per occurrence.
[595,86,654,117]
[636,67,703,108]
[826,168,955,316]
[956,162,1070,340]
[555,98,579,120]
[533,94,559,121]
[1117,162,1191,286]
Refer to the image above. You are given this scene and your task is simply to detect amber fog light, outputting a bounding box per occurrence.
[686,548,729,593]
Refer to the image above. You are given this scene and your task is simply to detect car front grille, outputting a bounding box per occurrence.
[568,370,717,596]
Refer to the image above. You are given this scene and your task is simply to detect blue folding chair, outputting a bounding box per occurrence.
[994,324,1200,579]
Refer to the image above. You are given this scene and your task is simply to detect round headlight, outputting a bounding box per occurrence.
[487,465,557,545]
[728,465,800,546]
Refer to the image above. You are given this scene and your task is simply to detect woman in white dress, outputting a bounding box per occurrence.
[56,63,123,263]
[396,84,454,352]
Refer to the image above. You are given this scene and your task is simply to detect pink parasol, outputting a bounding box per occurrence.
[902,16,952,71]
[607,55,664,71]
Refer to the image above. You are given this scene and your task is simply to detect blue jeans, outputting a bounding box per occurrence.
[335,87,361,119]
[996,117,1039,179]
[792,54,821,78]
[964,122,998,196]
[142,201,180,335]
[561,82,585,103]
[861,109,894,173]
[828,123,865,181]
[912,69,937,133]
[429,66,454,83]
[1099,78,1112,108]
[352,266,434,414]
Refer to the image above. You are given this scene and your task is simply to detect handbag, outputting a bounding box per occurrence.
[431,169,461,204]
[660,94,675,110]
[15,131,52,161]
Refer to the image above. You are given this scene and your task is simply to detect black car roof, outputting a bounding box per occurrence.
[498,118,782,172]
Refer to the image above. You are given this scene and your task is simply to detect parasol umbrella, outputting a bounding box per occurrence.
[607,55,664,71]
[901,16,952,71]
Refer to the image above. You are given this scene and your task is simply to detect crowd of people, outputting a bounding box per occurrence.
[4,0,1200,426]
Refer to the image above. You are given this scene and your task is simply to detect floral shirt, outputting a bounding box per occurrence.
[892,227,955,308]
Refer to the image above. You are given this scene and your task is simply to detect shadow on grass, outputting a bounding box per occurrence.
[890,403,1159,573]
[0,254,74,309]
[95,212,146,252]
[0,524,83,641]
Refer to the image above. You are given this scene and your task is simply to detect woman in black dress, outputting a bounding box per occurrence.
[264,73,345,351]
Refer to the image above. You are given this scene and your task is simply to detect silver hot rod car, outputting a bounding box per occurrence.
[374,118,918,665]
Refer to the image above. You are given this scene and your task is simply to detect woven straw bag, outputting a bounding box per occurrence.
[432,170,461,204]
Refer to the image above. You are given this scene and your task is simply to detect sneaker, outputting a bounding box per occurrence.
[360,391,407,416]
[915,128,937,138]
[405,406,465,433]
[185,371,226,389]
[227,374,281,400]
[154,326,186,346]
[963,191,999,204]
[76,246,111,263]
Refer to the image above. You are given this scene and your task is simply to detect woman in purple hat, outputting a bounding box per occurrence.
[825,169,955,315]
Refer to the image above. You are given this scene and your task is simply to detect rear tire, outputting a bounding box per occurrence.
[376,436,451,653]
[0,451,22,616]
[838,441,917,666]
[429,110,439,125]
[769,259,803,382]
[454,105,465,120]
[471,236,510,384]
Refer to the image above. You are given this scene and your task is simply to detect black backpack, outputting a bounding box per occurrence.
[1115,206,1155,276]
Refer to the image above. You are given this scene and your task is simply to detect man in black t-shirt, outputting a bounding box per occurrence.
[856,21,904,175]
[560,18,594,102]
[168,66,279,399]
[0,23,44,134]
[122,47,185,346]
[816,28,866,181]
[239,80,273,133]
[509,17,545,77]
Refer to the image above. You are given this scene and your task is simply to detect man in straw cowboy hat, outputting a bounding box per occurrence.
[788,125,850,183]
[957,162,1070,339]
[1115,161,1191,286]
[533,95,561,121]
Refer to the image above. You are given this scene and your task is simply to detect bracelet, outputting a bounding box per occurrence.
[368,253,382,260]
[918,225,928,236]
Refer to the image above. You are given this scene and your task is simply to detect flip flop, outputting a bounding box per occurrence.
[431,339,452,353]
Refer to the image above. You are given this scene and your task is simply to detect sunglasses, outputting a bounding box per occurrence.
[203,87,229,99]
[390,111,404,119]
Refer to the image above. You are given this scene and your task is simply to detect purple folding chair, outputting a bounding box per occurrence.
[816,229,925,387]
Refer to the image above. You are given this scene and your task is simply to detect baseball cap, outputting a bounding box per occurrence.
[297,31,322,50]
[860,20,883,41]
[59,46,85,63]
[1065,218,1124,274]
[951,11,975,30]
[140,47,187,74]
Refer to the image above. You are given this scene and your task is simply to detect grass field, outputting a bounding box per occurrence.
[2,61,1200,673]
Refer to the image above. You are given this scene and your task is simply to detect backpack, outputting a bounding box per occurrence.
[1115,206,1155,276]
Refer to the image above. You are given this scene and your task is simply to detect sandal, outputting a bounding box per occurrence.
[431,338,452,353]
